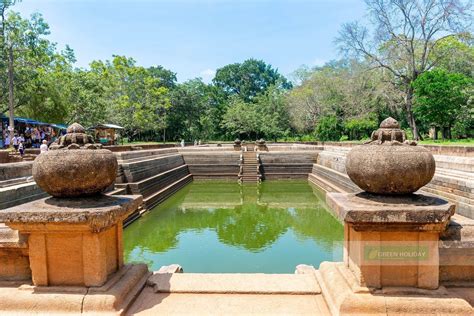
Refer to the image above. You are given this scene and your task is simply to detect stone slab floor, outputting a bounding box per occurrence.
[126,273,331,315]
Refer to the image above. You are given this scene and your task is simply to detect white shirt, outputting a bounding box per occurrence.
[12,136,19,145]
[40,144,48,153]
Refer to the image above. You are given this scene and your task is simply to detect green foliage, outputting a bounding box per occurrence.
[221,96,259,139]
[344,115,378,140]
[432,34,474,77]
[213,58,292,102]
[413,69,473,138]
[221,84,290,140]
[167,78,219,141]
[0,2,472,145]
[314,115,343,141]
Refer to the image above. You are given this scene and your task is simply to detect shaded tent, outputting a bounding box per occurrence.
[1,115,68,129]
[89,123,124,145]
[1,115,68,147]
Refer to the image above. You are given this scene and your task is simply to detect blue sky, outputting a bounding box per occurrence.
[16,0,366,82]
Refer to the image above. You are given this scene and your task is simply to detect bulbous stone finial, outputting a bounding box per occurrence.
[66,122,86,133]
[50,122,100,150]
[368,117,407,144]
[345,117,435,195]
[32,123,118,198]
[379,117,400,129]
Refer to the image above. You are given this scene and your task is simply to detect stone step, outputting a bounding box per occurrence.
[308,173,347,194]
[147,273,321,294]
[128,291,330,315]
[127,273,330,315]
[311,164,359,193]
[143,174,193,209]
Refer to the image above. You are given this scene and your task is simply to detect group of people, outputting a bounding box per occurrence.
[2,125,55,157]
[3,133,49,156]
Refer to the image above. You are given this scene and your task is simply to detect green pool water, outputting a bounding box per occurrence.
[124,180,344,273]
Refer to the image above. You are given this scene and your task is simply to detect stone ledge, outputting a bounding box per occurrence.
[326,192,454,231]
[0,264,150,315]
[147,273,321,295]
[0,195,142,232]
[128,290,330,315]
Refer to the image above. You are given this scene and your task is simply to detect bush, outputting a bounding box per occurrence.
[344,116,378,140]
[314,115,343,141]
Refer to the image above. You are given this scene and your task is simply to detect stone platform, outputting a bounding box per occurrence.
[0,265,472,315]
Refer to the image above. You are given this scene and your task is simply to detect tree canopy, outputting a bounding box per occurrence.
[213,59,292,102]
[0,1,472,144]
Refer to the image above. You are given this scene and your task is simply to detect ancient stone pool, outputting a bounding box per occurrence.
[124,180,343,273]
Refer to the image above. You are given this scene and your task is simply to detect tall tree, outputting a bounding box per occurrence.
[93,56,172,140]
[213,58,292,102]
[337,0,471,140]
[0,0,17,145]
[413,69,473,139]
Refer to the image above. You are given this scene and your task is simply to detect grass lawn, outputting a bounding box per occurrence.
[419,138,474,146]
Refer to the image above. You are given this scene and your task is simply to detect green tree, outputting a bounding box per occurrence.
[314,114,343,141]
[337,0,472,140]
[94,56,172,140]
[413,69,473,139]
[344,115,378,140]
[254,84,290,141]
[0,9,68,141]
[167,78,218,141]
[221,96,259,139]
[213,58,292,102]
[432,34,474,77]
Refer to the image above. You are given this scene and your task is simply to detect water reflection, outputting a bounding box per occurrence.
[124,181,344,273]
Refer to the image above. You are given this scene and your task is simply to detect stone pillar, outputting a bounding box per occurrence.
[315,118,473,314]
[233,138,242,151]
[314,192,468,315]
[0,195,142,287]
[327,193,454,290]
[255,139,268,152]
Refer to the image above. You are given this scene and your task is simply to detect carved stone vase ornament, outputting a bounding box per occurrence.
[345,117,435,194]
[32,123,118,197]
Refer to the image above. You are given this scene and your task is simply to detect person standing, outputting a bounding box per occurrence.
[4,133,10,149]
[18,141,24,157]
[40,139,48,153]
[12,134,19,151]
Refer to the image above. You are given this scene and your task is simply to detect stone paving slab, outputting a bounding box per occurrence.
[127,288,329,315]
[147,273,321,294]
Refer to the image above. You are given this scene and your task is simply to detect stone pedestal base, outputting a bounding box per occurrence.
[24,223,123,286]
[0,264,150,315]
[0,194,142,287]
[344,224,440,289]
[327,192,455,290]
[316,262,472,315]
[256,144,268,151]
[233,144,242,151]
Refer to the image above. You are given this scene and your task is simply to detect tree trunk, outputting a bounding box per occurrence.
[441,127,448,140]
[405,85,420,141]
[7,45,14,148]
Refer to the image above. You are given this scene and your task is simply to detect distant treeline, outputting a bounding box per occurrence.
[0,0,472,142]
